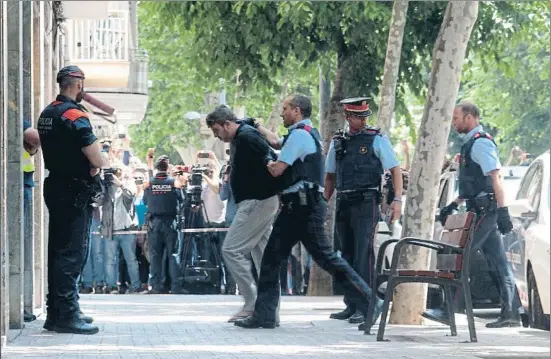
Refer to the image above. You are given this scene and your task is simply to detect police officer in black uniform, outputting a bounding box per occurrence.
[440,102,521,328]
[143,155,184,294]
[37,65,106,334]
[324,97,403,330]
[234,94,379,329]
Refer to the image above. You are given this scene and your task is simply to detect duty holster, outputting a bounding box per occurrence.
[466,194,497,214]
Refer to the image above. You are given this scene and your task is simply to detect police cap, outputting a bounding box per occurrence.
[340,97,372,117]
[56,65,85,83]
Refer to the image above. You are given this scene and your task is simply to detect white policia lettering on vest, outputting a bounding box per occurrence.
[151,184,172,194]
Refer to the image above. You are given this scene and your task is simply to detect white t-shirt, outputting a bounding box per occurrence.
[201,182,226,224]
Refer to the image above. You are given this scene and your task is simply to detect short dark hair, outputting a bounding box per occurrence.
[59,76,80,92]
[288,94,312,119]
[156,160,169,172]
[206,105,238,128]
[457,102,480,119]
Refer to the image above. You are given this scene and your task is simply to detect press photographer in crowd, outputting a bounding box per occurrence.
[101,167,145,294]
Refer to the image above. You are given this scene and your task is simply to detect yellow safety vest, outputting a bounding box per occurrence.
[22,150,35,173]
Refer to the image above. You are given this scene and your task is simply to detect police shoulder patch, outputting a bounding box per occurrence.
[62,108,88,122]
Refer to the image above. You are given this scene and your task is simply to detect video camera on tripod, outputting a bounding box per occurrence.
[185,166,213,206]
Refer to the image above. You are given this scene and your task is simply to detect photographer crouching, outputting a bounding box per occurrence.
[143,155,185,294]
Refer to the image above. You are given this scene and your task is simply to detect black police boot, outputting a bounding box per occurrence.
[54,317,99,334]
[358,300,384,331]
[24,310,36,322]
[43,308,57,331]
[485,315,521,328]
[78,311,94,324]
[329,307,355,320]
[79,286,93,294]
[422,308,451,326]
[234,316,276,329]
[348,310,365,324]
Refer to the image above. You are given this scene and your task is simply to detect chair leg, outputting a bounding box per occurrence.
[364,274,379,335]
[443,285,457,336]
[376,278,394,342]
[462,280,478,343]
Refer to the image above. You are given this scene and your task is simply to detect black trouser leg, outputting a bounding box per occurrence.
[336,205,355,312]
[471,211,517,316]
[300,197,374,316]
[148,219,166,292]
[254,208,298,322]
[44,177,92,322]
[163,222,182,292]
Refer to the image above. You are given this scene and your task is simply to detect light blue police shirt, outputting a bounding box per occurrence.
[277,119,323,194]
[463,125,501,176]
[325,131,400,174]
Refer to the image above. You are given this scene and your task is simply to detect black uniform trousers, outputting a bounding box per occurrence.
[469,207,519,316]
[335,192,380,313]
[148,216,182,292]
[44,176,92,322]
[254,191,376,323]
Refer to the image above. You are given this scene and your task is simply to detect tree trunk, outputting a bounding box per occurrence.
[376,0,409,134]
[308,58,345,296]
[266,80,289,133]
[388,1,479,325]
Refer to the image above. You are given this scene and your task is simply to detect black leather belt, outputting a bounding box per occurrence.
[336,189,379,202]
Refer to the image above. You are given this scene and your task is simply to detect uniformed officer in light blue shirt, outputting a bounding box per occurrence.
[439,102,520,329]
[324,97,403,330]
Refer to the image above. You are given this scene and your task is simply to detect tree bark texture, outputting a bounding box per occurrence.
[376,0,409,134]
[308,57,346,296]
[266,80,289,133]
[388,1,479,325]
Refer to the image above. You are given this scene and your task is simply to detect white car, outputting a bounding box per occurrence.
[503,150,550,330]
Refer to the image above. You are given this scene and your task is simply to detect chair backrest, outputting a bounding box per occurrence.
[440,212,476,248]
[436,212,476,272]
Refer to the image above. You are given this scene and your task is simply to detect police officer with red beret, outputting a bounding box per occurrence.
[324,97,403,330]
[37,65,106,334]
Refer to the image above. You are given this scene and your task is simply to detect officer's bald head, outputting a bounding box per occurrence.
[24,128,40,154]
[456,102,480,120]
[453,101,481,134]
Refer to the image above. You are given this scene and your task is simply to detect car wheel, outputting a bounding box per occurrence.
[528,269,550,330]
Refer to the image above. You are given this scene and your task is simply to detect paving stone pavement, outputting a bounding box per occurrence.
[2,295,549,359]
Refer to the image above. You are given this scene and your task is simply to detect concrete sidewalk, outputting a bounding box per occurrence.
[2,295,549,359]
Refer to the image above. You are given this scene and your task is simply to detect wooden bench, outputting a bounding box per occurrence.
[365,212,478,342]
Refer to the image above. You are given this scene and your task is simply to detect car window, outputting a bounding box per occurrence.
[516,162,538,200]
[438,179,450,208]
[527,166,543,210]
[516,161,542,211]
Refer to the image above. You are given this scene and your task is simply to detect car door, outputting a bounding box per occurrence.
[504,161,543,308]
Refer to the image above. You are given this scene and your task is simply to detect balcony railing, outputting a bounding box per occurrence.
[66,12,129,62]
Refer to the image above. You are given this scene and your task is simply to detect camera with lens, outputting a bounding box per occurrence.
[102,168,118,184]
[185,166,210,206]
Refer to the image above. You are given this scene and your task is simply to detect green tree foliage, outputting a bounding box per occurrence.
[460,1,550,159]
[130,3,324,159]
